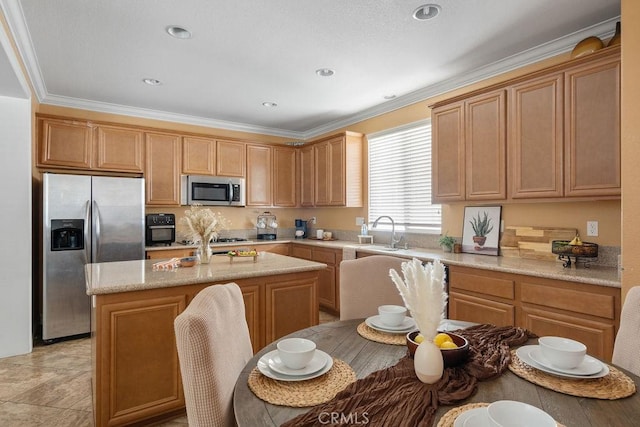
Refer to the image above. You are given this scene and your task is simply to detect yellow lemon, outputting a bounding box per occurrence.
[414,334,425,344]
[440,341,458,350]
[433,333,453,347]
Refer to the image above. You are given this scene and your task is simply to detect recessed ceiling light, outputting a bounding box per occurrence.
[166,26,192,39]
[262,102,278,107]
[384,94,397,100]
[142,78,162,86]
[316,68,335,77]
[413,4,441,21]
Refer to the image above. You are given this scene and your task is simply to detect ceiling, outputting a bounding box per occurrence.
[0,0,620,139]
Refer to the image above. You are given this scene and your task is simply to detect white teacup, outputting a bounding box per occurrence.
[276,338,316,370]
[487,400,555,427]
[378,305,407,327]
[538,336,587,369]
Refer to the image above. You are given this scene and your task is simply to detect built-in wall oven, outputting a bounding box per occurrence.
[145,213,176,246]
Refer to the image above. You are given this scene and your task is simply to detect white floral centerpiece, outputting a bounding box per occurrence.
[180,204,229,263]
[389,258,448,383]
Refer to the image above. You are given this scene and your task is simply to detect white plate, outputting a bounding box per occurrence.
[516,345,609,379]
[366,315,416,333]
[454,407,490,427]
[529,346,603,376]
[257,350,333,381]
[267,350,327,376]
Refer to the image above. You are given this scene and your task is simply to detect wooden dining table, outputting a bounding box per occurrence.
[233,319,640,426]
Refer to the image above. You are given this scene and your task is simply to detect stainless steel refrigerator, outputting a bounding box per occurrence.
[42,173,145,341]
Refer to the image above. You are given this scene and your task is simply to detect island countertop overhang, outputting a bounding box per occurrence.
[85,252,327,295]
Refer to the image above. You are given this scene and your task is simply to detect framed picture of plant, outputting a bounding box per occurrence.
[461,206,502,256]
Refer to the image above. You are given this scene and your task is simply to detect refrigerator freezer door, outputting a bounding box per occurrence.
[42,173,92,340]
[91,176,145,263]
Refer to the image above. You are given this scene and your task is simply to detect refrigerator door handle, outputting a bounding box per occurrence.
[93,200,101,261]
[83,200,91,264]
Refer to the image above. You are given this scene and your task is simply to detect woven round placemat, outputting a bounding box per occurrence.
[509,349,636,400]
[248,358,356,407]
[436,402,489,427]
[436,402,566,427]
[356,322,407,345]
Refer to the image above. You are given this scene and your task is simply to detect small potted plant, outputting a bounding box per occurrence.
[438,233,456,252]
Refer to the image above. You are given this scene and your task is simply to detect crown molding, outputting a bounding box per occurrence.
[301,16,619,139]
[2,0,619,140]
[42,94,307,139]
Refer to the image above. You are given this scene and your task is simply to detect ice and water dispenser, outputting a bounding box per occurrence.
[51,219,84,251]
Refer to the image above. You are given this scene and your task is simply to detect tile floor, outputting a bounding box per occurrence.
[0,311,339,426]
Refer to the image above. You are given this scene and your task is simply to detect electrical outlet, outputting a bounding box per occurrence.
[310,217,317,225]
[355,217,364,226]
[587,221,598,237]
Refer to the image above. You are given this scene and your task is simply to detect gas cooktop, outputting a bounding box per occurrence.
[177,238,252,245]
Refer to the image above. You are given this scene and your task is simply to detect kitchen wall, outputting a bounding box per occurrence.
[621,0,640,299]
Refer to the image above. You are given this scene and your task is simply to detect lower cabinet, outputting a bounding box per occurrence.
[291,244,342,315]
[92,271,319,426]
[448,265,620,361]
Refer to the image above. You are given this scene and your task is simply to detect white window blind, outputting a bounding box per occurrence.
[368,120,441,232]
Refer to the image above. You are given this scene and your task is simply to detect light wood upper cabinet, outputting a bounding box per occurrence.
[216,139,246,177]
[145,132,182,205]
[564,56,621,197]
[37,117,93,169]
[509,73,564,199]
[38,116,144,173]
[299,145,315,207]
[431,46,620,202]
[273,145,297,207]
[432,102,465,202]
[182,136,216,175]
[310,132,363,207]
[465,89,507,200]
[95,125,144,173]
[246,144,272,206]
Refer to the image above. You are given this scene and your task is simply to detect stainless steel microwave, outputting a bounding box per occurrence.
[180,175,246,206]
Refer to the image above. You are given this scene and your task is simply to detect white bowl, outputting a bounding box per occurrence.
[487,400,555,427]
[276,338,316,370]
[538,336,587,369]
[378,305,407,327]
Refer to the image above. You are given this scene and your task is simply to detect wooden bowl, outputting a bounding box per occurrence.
[406,331,469,367]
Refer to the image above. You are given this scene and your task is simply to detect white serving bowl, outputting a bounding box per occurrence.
[487,400,555,427]
[276,338,316,370]
[538,336,587,369]
[378,305,407,327]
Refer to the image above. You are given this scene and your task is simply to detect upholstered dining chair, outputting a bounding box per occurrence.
[174,282,253,427]
[612,286,640,376]
[339,255,407,320]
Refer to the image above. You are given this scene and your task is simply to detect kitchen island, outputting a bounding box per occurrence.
[85,252,326,427]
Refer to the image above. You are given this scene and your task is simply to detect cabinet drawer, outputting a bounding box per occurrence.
[311,249,336,265]
[520,282,615,319]
[449,292,514,326]
[291,246,312,260]
[449,271,514,300]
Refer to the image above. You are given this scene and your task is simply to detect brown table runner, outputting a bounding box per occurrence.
[281,324,532,427]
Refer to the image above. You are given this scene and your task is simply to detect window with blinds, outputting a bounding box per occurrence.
[368,120,441,232]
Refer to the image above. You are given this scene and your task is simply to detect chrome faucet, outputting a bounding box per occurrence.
[371,215,402,249]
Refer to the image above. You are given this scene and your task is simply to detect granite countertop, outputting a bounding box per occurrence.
[145,238,620,289]
[85,252,327,295]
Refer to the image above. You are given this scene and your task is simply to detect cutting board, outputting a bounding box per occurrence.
[500,226,578,261]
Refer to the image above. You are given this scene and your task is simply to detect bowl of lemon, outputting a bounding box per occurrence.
[406,331,469,367]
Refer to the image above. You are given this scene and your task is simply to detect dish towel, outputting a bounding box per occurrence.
[281,324,532,427]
